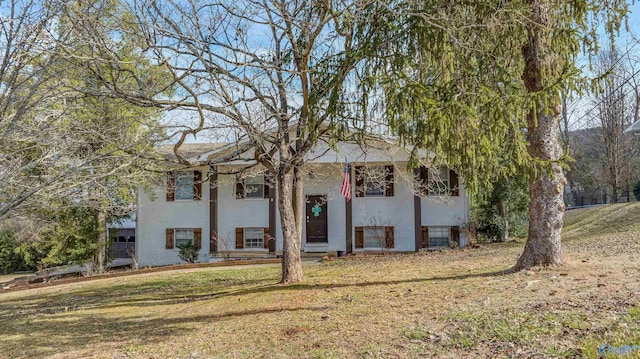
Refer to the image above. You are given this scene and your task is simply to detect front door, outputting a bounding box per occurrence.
[306,195,328,243]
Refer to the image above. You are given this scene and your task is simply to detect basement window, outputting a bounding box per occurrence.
[174,229,194,248]
[244,228,264,248]
[428,227,450,248]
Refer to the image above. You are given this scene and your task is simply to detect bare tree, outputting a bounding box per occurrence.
[0,0,168,275]
[586,47,640,203]
[63,0,401,283]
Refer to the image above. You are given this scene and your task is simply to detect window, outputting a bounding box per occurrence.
[428,166,449,196]
[429,227,450,248]
[244,228,264,248]
[236,175,268,199]
[175,229,194,247]
[166,228,202,249]
[416,166,459,197]
[355,165,394,197]
[245,175,265,198]
[355,226,394,249]
[167,171,202,201]
[175,173,195,200]
[364,227,386,248]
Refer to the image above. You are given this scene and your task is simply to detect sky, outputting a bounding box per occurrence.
[565,0,640,131]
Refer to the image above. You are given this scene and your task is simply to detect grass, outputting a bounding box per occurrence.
[1,204,640,358]
[563,202,640,239]
[0,272,33,284]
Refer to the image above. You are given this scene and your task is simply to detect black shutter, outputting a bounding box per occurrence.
[235,176,245,199]
[166,172,176,201]
[236,228,244,249]
[420,167,429,197]
[451,226,460,247]
[421,226,429,248]
[194,228,202,249]
[450,169,459,196]
[355,166,365,197]
[385,226,394,248]
[355,227,364,248]
[165,228,174,249]
[385,165,394,197]
[194,171,202,200]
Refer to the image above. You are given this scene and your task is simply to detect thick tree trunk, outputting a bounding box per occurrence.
[292,166,304,246]
[96,210,107,274]
[515,0,565,270]
[278,169,304,283]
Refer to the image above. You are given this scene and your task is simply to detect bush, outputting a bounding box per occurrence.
[0,207,100,274]
[471,175,529,242]
[0,228,28,274]
[634,180,640,201]
[177,242,199,263]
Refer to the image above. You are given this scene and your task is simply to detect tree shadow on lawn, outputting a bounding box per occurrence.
[214,268,512,298]
[0,277,273,322]
[0,268,513,356]
[0,306,324,358]
[0,268,511,324]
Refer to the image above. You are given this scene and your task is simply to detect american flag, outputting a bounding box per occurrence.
[340,160,351,201]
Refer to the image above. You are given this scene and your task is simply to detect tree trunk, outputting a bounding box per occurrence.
[278,169,304,283]
[515,0,565,270]
[96,210,107,274]
[498,200,509,242]
[292,165,304,247]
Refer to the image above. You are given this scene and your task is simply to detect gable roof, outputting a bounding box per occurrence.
[158,143,228,162]
[624,120,640,135]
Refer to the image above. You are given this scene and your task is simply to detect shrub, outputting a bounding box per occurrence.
[0,228,27,274]
[634,180,640,201]
[177,242,199,263]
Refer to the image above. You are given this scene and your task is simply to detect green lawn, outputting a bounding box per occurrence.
[1,204,640,358]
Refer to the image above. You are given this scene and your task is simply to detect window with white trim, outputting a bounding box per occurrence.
[364,226,385,248]
[356,165,394,197]
[236,175,267,199]
[428,166,449,196]
[245,175,265,198]
[175,229,194,247]
[428,227,450,248]
[244,227,264,248]
[175,173,195,200]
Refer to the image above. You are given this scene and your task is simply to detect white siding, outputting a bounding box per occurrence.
[351,165,416,252]
[421,182,471,246]
[136,167,210,266]
[135,141,473,265]
[216,172,270,251]
[420,185,470,225]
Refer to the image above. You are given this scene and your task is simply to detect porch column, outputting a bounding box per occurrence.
[209,165,218,253]
[414,168,422,252]
[345,164,353,254]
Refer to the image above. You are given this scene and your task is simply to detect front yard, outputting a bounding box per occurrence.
[1,203,640,358]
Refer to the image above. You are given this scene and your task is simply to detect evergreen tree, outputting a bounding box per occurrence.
[369,0,628,269]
